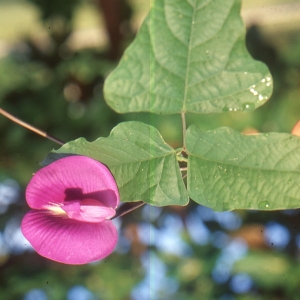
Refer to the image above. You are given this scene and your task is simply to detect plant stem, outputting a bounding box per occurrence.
[177,156,188,163]
[181,112,187,151]
[0,107,65,146]
[112,201,146,219]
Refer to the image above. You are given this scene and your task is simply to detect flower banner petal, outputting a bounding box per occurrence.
[26,156,119,210]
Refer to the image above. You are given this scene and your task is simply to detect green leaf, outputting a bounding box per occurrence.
[104,0,272,114]
[43,121,188,206]
[186,125,300,211]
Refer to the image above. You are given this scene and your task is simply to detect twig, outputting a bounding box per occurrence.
[0,107,65,146]
[112,201,146,219]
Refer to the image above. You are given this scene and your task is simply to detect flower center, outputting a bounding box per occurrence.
[45,199,116,223]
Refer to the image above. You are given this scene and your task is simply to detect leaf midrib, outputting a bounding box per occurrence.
[182,1,197,112]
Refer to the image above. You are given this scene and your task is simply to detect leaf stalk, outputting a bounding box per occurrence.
[181,112,187,151]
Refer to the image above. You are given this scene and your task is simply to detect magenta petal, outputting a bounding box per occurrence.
[26,156,119,209]
[21,210,118,265]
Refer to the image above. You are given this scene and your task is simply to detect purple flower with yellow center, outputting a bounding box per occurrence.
[21,155,119,265]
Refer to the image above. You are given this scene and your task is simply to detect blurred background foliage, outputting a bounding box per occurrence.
[1,0,300,299]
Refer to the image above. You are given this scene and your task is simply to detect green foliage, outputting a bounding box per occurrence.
[43,0,300,214]
[2,0,300,299]
[44,121,188,206]
[186,125,300,211]
[104,0,272,114]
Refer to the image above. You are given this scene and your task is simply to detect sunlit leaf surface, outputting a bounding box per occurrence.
[104,0,272,114]
[43,122,188,206]
[186,125,300,211]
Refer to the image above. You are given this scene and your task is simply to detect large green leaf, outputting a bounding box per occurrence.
[104,0,272,114]
[186,125,300,211]
[43,121,188,206]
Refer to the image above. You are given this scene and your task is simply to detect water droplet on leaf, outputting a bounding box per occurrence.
[242,103,255,111]
[258,94,264,101]
[258,201,270,210]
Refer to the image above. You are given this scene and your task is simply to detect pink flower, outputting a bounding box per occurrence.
[21,156,119,265]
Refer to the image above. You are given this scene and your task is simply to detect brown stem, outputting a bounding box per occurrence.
[95,0,123,60]
[0,107,65,146]
[112,201,146,219]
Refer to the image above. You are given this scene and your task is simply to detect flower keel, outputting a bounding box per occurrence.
[62,199,116,223]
